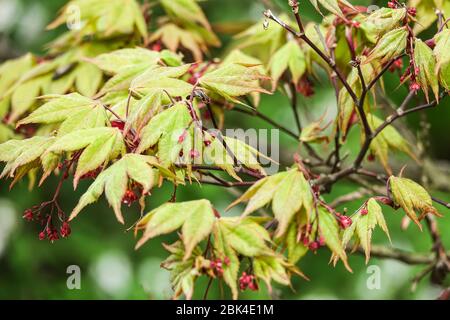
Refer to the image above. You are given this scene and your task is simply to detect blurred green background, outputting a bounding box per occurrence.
[0,0,449,300]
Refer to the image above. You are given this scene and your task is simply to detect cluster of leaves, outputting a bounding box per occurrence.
[0,0,448,299]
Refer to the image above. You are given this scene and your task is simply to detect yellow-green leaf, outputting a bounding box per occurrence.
[389,176,440,229]
[414,39,439,102]
[71,154,158,223]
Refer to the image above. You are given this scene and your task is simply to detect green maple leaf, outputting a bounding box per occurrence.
[434,29,450,91]
[318,206,352,272]
[91,48,161,75]
[136,199,216,259]
[269,40,306,89]
[228,168,313,237]
[285,221,308,264]
[0,136,55,179]
[71,154,165,224]
[338,58,377,140]
[389,176,440,229]
[161,241,203,300]
[217,217,271,257]
[0,123,16,144]
[414,39,440,102]
[48,0,148,39]
[367,114,418,175]
[364,27,408,65]
[212,220,240,299]
[130,64,193,98]
[308,0,355,20]
[161,0,211,32]
[18,93,108,136]
[47,127,126,187]
[252,255,292,293]
[136,103,193,167]
[359,8,407,43]
[199,63,270,105]
[234,18,286,56]
[0,54,35,96]
[124,91,164,136]
[342,198,390,263]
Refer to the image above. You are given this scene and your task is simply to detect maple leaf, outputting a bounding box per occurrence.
[136,103,193,167]
[434,29,450,91]
[71,154,165,224]
[135,199,216,259]
[269,40,306,89]
[367,114,418,175]
[161,241,203,300]
[342,198,391,263]
[17,93,108,136]
[48,0,148,39]
[359,7,407,43]
[47,127,126,187]
[0,136,55,179]
[364,27,408,65]
[318,206,352,272]
[199,63,270,105]
[228,168,313,237]
[414,38,440,102]
[389,176,440,229]
[308,0,356,20]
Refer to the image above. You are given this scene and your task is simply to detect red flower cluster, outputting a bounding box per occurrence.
[389,58,403,73]
[122,189,139,206]
[336,213,352,229]
[239,272,258,291]
[23,205,72,242]
[296,76,315,97]
[308,236,326,251]
[210,257,230,277]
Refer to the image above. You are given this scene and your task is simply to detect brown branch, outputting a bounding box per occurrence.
[263,9,359,104]
[320,92,449,191]
[329,188,373,208]
[352,245,449,265]
[353,91,447,170]
[289,83,302,135]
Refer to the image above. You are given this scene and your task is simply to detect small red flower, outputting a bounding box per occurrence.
[339,215,353,229]
[360,208,369,216]
[190,149,200,158]
[407,7,417,17]
[318,236,326,247]
[239,272,258,291]
[309,241,320,251]
[39,231,46,241]
[111,120,125,131]
[151,42,162,52]
[210,258,224,276]
[389,58,403,72]
[23,209,33,221]
[122,190,138,206]
[296,77,315,97]
[60,221,71,238]
[409,82,421,92]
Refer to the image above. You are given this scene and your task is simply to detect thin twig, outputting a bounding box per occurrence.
[264,9,359,104]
